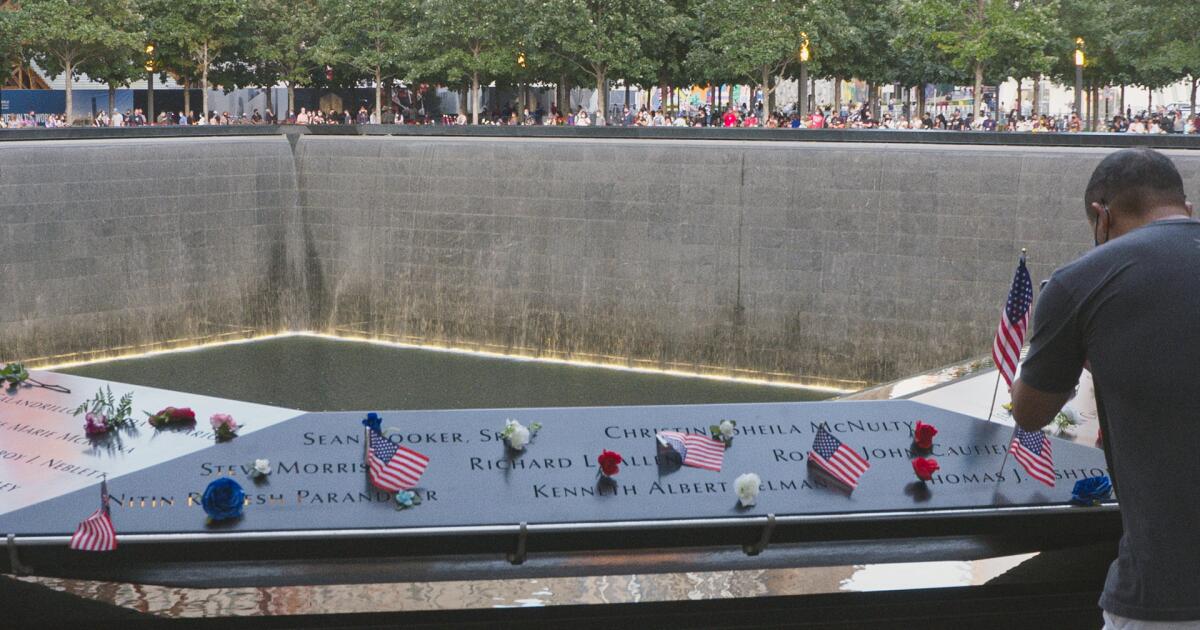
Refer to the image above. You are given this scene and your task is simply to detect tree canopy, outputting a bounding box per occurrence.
[6,0,1200,121]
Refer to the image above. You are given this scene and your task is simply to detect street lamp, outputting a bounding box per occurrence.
[1074,37,1085,127]
[145,43,156,123]
[798,33,810,117]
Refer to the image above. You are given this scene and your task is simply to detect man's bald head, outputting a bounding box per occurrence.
[1084,148,1187,220]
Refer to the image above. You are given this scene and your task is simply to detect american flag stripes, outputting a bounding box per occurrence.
[808,425,871,490]
[1010,427,1055,487]
[367,429,430,491]
[69,477,117,552]
[656,431,726,471]
[992,255,1034,388]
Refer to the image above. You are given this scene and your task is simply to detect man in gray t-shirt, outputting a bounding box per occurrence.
[1012,148,1199,624]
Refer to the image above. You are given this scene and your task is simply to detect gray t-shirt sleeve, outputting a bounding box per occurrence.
[1018,277,1085,393]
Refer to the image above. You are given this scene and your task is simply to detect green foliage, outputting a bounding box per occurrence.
[22,0,143,120]
[4,0,1197,119]
[1,362,29,387]
[73,386,136,431]
[689,0,807,93]
[317,0,415,84]
[531,0,676,116]
[241,0,324,90]
[0,7,23,74]
[141,0,240,112]
[897,0,1060,85]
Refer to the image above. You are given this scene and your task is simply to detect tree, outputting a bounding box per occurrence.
[1130,0,1200,115]
[898,0,1060,120]
[318,0,415,122]
[0,5,22,79]
[416,0,521,124]
[79,5,146,120]
[818,0,893,118]
[689,0,810,118]
[891,1,958,116]
[532,0,673,123]
[235,0,324,115]
[23,0,140,124]
[142,0,240,118]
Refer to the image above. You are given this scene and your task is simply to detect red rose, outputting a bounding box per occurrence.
[597,450,624,477]
[913,421,938,449]
[171,407,196,422]
[912,457,939,481]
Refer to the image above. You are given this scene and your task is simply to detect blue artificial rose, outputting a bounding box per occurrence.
[202,477,246,521]
[1070,475,1113,506]
[362,412,382,434]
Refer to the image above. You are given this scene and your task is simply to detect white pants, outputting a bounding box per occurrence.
[1104,611,1200,629]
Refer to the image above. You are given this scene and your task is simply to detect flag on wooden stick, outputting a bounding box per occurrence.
[69,477,117,552]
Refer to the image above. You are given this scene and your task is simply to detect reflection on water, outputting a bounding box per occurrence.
[58,334,833,411]
[17,554,1039,618]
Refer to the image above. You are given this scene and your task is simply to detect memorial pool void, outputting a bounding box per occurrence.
[56,334,832,411]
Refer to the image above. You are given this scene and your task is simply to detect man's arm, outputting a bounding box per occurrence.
[1010,276,1086,430]
[1010,378,1072,431]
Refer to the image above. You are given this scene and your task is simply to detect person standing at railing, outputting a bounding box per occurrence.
[1011,148,1200,627]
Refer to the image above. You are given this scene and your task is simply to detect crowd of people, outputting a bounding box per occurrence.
[3,99,1198,134]
[444,100,1200,134]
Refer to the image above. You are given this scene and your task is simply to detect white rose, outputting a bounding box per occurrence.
[735,473,760,507]
[506,422,531,450]
[719,420,735,439]
[254,459,271,475]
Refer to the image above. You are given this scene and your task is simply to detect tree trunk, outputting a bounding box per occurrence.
[973,60,984,120]
[201,42,209,120]
[183,80,191,120]
[917,83,926,118]
[834,77,842,113]
[108,84,116,120]
[1148,89,1152,114]
[760,65,770,123]
[375,67,383,124]
[287,83,295,116]
[974,0,985,121]
[595,68,606,122]
[263,85,273,116]
[64,61,73,125]
[558,74,568,115]
[1119,84,1125,117]
[1015,77,1022,119]
[1191,78,1198,120]
[1031,74,1041,117]
[471,71,480,125]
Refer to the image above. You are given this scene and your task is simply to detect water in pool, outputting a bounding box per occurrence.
[56,335,833,411]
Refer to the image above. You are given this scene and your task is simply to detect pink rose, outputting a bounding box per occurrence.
[84,412,108,435]
[210,413,238,431]
[210,413,240,441]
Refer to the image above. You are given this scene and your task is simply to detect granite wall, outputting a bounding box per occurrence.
[0,136,296,364]
[3,134,1198,386]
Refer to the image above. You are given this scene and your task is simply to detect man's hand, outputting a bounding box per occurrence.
[1010,378,1073,432]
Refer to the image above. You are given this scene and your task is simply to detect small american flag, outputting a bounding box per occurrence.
[656,431,725,472]
[1010,427,1055,487]
[808,425,871,490]
[992,255,1034,388]
[367,430,429,491]
[69,477,117,552]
